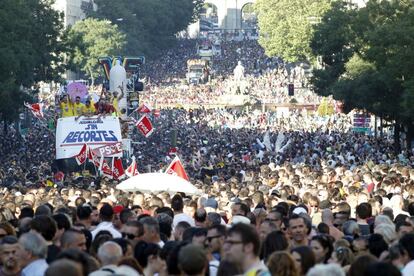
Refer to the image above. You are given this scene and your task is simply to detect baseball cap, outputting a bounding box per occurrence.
[204,198,218,209]
[113,205,124,214]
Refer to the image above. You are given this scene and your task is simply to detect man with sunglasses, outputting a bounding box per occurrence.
[206,225,226,262]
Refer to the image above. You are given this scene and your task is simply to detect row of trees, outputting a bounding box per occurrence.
[0,0,67,123]
[255,0,414,151]
[1,0,201,123]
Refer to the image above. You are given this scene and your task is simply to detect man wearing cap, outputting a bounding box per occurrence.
[204,198,218,213]
[91,203,122,240]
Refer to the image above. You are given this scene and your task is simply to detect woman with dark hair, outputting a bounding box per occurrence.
[261,230,289,262]
[310,234,334,263]
[291,246,316,276]
[134,241,166,276]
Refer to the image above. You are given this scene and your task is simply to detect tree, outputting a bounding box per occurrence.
[254,0,331,62]
[91,0,203,57]
[310,0,414,151]
[67,18,126,84]
[0,0,69,123]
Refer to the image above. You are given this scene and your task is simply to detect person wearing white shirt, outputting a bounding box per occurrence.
[171,194,195,229]
[400,233,414,276]
[91,203,122,240]
[89,241,123,276]
[17,232,49,276]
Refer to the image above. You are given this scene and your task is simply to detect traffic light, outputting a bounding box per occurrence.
[288,83,294,96]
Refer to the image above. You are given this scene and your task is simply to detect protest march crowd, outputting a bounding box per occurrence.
[2,35,414,276]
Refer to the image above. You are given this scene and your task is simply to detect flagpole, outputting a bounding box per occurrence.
[111,157,115,179]
[83,145,88,174]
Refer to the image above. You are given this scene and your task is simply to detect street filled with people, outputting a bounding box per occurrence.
[2,36,414,276]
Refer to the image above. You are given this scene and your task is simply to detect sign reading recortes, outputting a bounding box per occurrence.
[56,116,123,159]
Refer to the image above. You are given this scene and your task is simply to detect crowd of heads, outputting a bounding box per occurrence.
[141,38,319,107]
[5,34,414,275]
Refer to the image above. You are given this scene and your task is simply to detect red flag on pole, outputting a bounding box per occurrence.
[75,144,88,165]
[112,158,126,180]
[24,102,44,119]
[137,103,152,113]
[135,115,154,138]
[165,156,189,181]
[101,158,113,178]
[125,157,139,177]
[88,147,100,168]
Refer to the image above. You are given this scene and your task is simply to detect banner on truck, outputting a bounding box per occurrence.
[56,116,122,159]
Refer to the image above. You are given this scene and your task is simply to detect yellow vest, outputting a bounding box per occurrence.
[82,104,96,115]
[73,102,85,116]
[112,98,119,116]
[60,102,73,117]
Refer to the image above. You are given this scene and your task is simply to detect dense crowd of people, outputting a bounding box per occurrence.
[5,34,414,276]
[140,38,317,107]
[1,105,414,275]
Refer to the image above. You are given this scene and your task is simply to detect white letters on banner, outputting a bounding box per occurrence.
[56,116,123,159]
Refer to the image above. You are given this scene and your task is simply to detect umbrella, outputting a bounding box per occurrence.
[116,173,201,195]
[67,82,88,102]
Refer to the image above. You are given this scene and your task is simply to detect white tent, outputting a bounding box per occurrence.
[116,173,201,195]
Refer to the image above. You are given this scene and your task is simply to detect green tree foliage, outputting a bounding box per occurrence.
[67,18,126,84]
[91,0,203,56]
[310,0,414,150]
[0,0,68,123]
[254,0,331,62]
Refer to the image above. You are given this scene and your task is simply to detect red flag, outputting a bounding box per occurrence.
[165,156,189,181]
[101,159,113,178]
[125,157,139,177]
[75,144,88,165]
[24,102,44,119]
[112,158,126,180]
[168,147,178,156]
[137,103,152,113]
[88,148,101,167]
[135,115,154,138]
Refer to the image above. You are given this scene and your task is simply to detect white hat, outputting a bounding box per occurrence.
[293,207,307,215]
[232,215,251,225]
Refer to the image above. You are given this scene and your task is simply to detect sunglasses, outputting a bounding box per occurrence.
[206,235,222,243]
[122,233,136,239]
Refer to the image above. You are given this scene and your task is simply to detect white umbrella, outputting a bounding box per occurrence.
[116,173,201,195]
